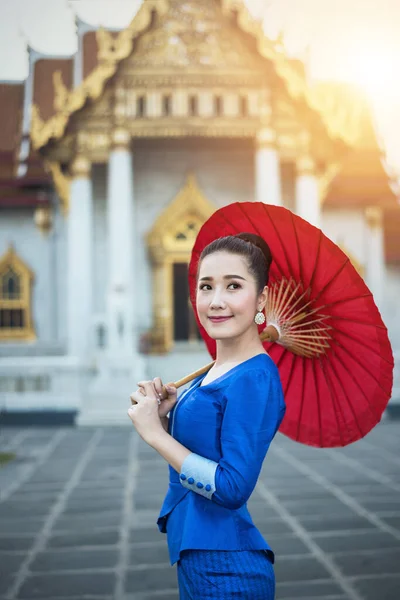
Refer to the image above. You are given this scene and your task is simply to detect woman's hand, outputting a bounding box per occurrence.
[128,378,177,445]
[128,380,164,445]
[151,377,178,418]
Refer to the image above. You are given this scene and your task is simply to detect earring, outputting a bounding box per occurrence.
[254,308,266,325]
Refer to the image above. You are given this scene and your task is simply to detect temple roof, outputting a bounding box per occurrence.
[33,58,73,122]
[0,82,23,178]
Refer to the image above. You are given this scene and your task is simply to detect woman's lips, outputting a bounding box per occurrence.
[208,316,233,323]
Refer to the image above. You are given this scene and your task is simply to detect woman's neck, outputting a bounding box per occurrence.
[214,328,266,367]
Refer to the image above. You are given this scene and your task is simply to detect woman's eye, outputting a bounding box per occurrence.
[199,284,211,291]
[228,283,240,290]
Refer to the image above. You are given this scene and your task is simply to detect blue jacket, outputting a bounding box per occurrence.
[157,353,286,565]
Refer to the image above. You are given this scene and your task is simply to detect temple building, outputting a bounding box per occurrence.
[0,0,399,425]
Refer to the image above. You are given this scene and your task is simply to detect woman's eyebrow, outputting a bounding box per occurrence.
[199,275,246,281]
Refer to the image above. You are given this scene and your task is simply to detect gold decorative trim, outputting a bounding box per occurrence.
[70,155,91,179]
[34,205,53,235]
[43,160,71,215]
[221,0,358,147]
[365,206,383,229]
[30,0,169,150]
[53,70,69,113]
[147,174,215,353]
[0,245,36,342]
[256,127,276,149]
[111,128,131,151]
[296,155,316,176]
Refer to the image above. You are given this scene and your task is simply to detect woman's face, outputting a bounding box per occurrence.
[196,251,263,342]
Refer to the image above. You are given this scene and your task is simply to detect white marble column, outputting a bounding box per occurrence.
[365,206,385,310]
[295,156,321,228]
[106,128,139,364]
[67,156,93,359]
[255,128,282,205]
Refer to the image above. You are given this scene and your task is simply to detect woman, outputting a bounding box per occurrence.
[128,233,286,599]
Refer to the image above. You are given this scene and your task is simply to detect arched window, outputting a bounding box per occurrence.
[0,246,35,341]
[136,95,146,117]
[163,94,172,116]
[240,95,248,117]
[214,95,223,116]
[189,95,198,117]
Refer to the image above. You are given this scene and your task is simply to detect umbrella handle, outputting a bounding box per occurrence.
[159,324,280,400]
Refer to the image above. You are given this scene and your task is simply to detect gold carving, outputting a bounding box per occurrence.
[0,245,35,341]
[365,206,383,229]
[111,128,131,150]
[43,160,71,215]
[53,71,69,112]
[256,127,276,149]
[30,0,169,150]
[296,155,316,176]
[147,174,215,353]
[34,205,53,235]
[70,155,91,179]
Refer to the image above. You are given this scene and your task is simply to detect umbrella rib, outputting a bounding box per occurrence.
[311,358,324,447]
[330,336,393,397]
[328,324,394,368]
[295,357,306,442]
[308,228,323,292]
[258,204,297,282]
[289,210,304,284]
[313,258,350,303]
[326,351,373,439]
[317,356,351,446]
[331,348,382,423]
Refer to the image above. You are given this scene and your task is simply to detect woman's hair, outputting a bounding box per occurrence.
[198,233,272,293]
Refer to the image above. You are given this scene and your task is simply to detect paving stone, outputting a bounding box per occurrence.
[0,571,16,595]
[276,500,357,517]
[53,511,121,532]
[0,551,25,574]
[256,519,296,536]
[31,548,119,571]
[312,530,400,553]
[130,527,164,544]
[352,575,400,600]
[333,548,400,577]
[48,529,120,548]
[18,572,116,598]
[129,542,170,566]
[274,556,332,582]
[0,536,35,551]
[299,514,375,533]
[266,534,311,556]
[125,565,177,593]
[275,579,345,597]
[0,517,45,535]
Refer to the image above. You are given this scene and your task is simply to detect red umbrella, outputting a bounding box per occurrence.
[186,202,394,448]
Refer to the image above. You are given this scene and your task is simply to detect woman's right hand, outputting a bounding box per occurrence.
[138,377,178,419]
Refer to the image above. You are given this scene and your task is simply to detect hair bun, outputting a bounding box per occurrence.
[234,233,272,268]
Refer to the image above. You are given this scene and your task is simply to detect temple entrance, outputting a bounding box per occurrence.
[173,262,201,342]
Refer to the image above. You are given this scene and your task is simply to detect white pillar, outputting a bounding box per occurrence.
[295,156,321,228]
[255,128,282,205]
[106,128,139,363]
[67,156,93,359]
[365,207,385,310]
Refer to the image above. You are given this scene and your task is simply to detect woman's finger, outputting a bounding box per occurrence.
[153,377,163,398]
[130,389,145,405]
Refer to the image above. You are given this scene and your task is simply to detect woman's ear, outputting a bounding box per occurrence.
[258,285,268,311]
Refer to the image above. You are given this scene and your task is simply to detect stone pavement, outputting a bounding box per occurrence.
[0,421,399,600]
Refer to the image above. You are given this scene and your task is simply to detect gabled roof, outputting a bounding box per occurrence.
[323,84,398,210]
[0,82,23,178]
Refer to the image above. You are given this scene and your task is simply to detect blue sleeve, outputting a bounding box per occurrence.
[179,367,285,509]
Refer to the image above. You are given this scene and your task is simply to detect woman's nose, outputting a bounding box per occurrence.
[209,290,225,308]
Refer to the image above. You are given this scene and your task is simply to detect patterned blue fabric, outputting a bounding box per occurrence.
[157,354,286,566]
[177,549,275,600]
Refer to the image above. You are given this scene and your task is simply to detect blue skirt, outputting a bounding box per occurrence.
[177,550,275,600]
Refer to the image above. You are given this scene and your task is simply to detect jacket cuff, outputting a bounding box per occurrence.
[179,453,217,500]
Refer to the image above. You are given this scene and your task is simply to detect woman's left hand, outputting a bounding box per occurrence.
[128,381,165,445]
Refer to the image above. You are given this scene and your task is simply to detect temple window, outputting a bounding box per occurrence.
[189,95,198,117]
[163,94,172,116]
[214,95,223,116]
[0,245,35,341]
[136,95,146,117]
[240,95,248,117]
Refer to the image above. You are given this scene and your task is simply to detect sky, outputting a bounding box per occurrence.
[1,0,400,178]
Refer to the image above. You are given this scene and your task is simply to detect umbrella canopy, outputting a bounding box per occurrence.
[188,202,394,448]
